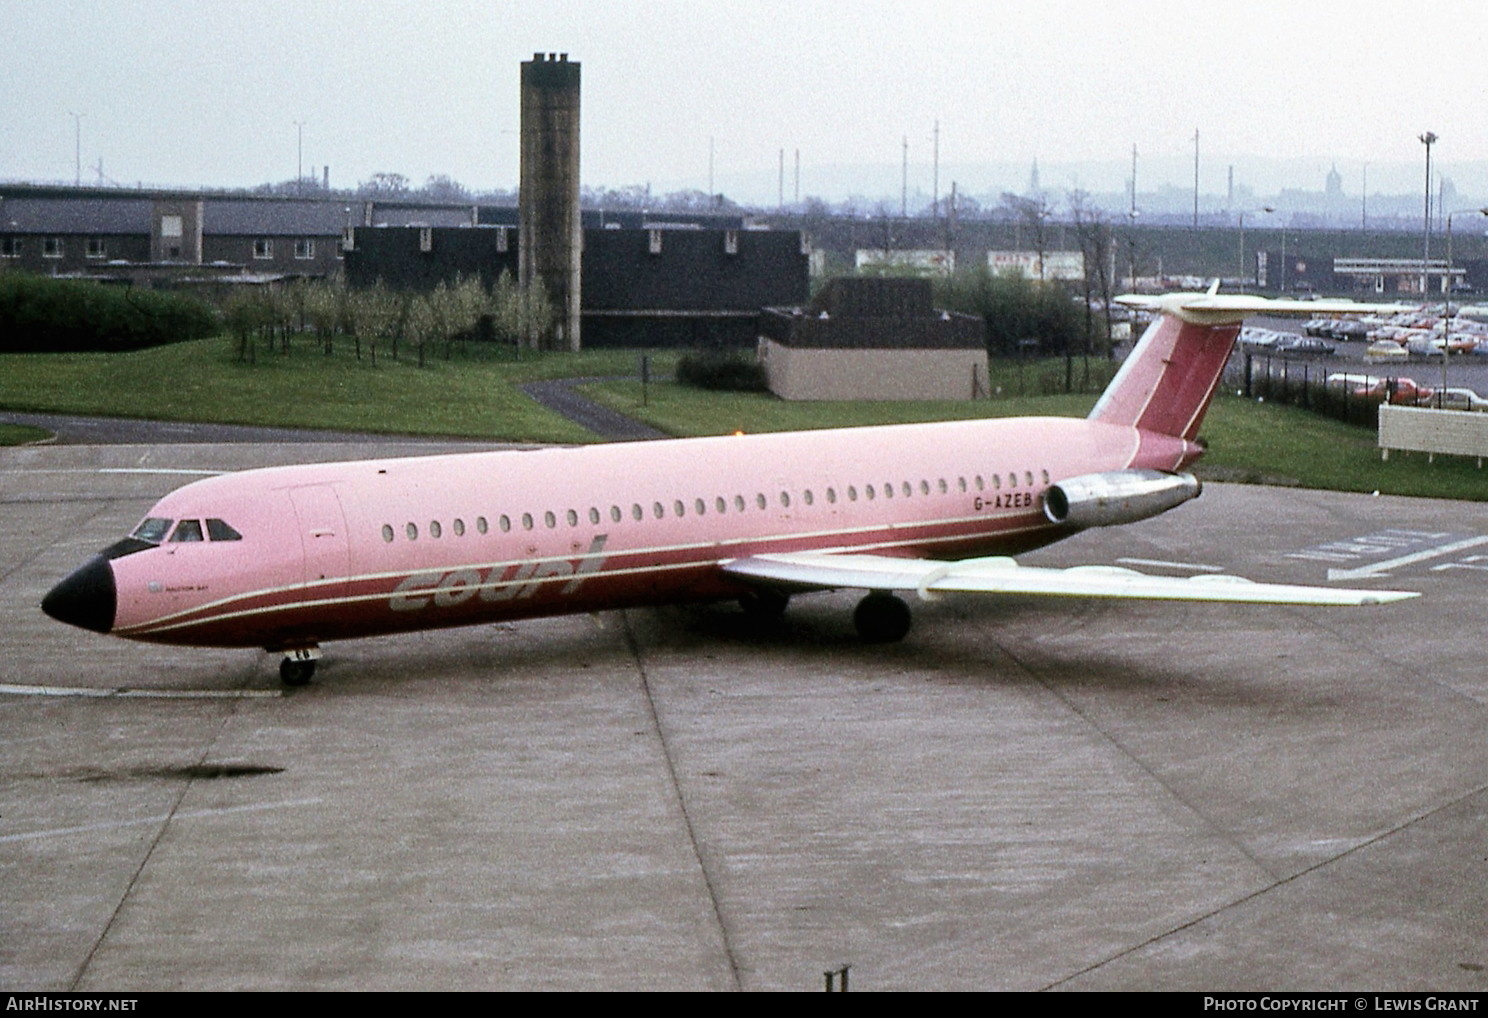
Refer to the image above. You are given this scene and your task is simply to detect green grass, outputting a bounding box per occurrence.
[0,338,671,445]
[1196,394,1488,501]
[0,424,49,445]
[0,337,1485,502]
[582,377,1099,435]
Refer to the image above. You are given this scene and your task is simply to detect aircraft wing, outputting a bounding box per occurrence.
[720,552,1418,606]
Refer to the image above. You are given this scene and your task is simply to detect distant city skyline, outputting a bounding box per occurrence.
[5,0,1486,212]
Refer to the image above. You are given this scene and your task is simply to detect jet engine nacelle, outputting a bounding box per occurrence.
[1042,469,1201,529]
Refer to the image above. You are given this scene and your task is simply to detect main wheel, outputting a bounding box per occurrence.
[853,592,912,644]
[280,658,316,686]
[739,588,791,621]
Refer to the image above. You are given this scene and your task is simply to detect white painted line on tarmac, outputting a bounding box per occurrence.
[0,798,324,844]
[0,683,282,699]
[1327,535,1488,580]
[1116,558,1225,573]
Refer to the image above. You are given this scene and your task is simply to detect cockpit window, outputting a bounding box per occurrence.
[132,517,173,544]
[169,520,205,543]
[206,518,243,541]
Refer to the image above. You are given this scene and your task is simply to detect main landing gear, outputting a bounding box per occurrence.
[853,591,912,644]
[741,587,913,644]
[279,647,321,686]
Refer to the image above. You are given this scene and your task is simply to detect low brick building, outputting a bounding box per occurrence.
[758,277,988,401]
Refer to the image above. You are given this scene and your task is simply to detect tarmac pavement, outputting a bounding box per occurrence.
[3,441,1487,991]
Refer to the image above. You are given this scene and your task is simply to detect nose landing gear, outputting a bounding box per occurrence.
[279,647,321,686]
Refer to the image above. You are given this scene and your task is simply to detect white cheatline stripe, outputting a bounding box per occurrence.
[0,798,322,844]
[0,683,281,699]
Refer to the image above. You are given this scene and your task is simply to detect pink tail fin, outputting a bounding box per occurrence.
[1089,313,1239,441]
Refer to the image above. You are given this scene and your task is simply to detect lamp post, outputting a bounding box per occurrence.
[1237,206,1274,293]
[1438,207,1488,406]
[1420,132,1437,297]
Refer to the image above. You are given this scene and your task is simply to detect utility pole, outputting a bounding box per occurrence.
[901,135,908,218]
[294,120,305,196]
[1192,128,1200,229]
[68,111,83,187]
[932,119,940,220]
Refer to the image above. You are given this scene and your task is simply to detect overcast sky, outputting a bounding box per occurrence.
[5,0,1486,203]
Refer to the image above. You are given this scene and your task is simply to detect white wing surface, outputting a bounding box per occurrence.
[721,552,1418,606]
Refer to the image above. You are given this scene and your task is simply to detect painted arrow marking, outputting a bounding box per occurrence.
[1327,535,1488,581]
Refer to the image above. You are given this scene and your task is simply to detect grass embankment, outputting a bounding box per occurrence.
[0,337,1484,501]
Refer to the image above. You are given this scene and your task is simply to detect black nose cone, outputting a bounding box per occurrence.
[42,556,117,634]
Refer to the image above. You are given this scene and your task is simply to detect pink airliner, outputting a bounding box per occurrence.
[43,288,1417,685]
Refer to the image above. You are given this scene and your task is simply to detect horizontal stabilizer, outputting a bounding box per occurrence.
[722,552,1419,606]
[1115,288,1408,326]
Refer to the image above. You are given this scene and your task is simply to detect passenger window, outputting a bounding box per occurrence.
[477,517,489,534]
[958,477,967,493]
[674,500,686,517]
[866,485,876,500]
[826,487,837,504]
[453,519,466,537]
[848,485,858,501]
[170,520,205,542]
[611,506,623,523]
[521,513,534,531]
[499,515,511,533]
[406,523,419,540]
[756,493,767,510]
[883,483,894,499]
[716,497,727,514]
[921,480,931,495]
[779,492,791,508]
[430,520,443,539]
[902,482,912,497]
[567,509,579,527]
[1041,470,1050,485]
[734,495,746,512]
[381,524,394,543]
[206,518,242,541]
[1009,474,1018,488]
[589,508,601,525]
[695,498,707,515]
[632,504,644,521]
[803,489,814,506]
[544,511,557,529]
[653,502,665,519]
[1025,472,1034,486]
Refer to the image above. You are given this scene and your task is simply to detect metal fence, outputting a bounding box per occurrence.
[1224,353,1381,427]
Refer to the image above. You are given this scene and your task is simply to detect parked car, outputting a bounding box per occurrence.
[1239,327,1281,348]
[1335,375,1434,405]
[1430,387,1488,412]
[1274,335,1335,356]
[1365,341,1409,362]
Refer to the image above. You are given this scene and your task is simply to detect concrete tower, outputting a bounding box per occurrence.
[519,52,581,351]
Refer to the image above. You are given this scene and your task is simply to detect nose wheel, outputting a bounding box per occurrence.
[279,647,321,686]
